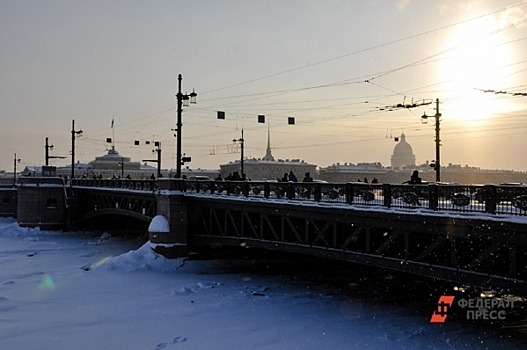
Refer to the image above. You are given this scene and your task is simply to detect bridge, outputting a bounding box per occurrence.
[7,177,527,296]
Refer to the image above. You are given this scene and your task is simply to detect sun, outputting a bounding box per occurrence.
[438,16,515,123]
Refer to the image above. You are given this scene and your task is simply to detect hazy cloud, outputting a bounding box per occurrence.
[396,0,413,12]
[499,5,526,28]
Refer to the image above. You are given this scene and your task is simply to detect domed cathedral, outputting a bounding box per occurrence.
[390,133,416,169]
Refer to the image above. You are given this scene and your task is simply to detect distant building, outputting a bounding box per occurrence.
[319,162,386,183]
[220,127,317,181]
[390,133,415,169]
[89,147,141,171]
[51,147,158,179]
[320,133,527,184]
[7,145,219,181]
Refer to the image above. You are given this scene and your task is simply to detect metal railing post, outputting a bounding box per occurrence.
[346,183,354,205]
[383,184,392,208]
[485,184,497,214]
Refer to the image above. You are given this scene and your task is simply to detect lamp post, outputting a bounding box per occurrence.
[175,74,197,178]
[71,119,83,179]
[141,141,162,178]
[421,98,441,182]
[13,153,20,186]
[45,137,53,166]
[155,143,161,178]
[45,137,66,166]
[233,129,245,177]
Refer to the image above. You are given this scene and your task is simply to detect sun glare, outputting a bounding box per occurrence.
[439,16,515,124]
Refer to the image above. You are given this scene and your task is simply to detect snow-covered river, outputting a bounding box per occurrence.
[0,217,525,349]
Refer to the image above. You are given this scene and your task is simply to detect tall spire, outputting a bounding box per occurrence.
[111,117,116,151]
[262,124,275,161]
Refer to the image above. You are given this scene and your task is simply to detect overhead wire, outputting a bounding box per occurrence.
[200,0,527,97]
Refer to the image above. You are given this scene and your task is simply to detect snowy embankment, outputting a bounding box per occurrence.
[0,217,525,349]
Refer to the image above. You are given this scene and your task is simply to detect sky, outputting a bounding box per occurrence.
[1,216,526,349]
[1,0,527,173]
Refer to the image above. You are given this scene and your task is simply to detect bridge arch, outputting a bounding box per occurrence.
[79,208,152,236]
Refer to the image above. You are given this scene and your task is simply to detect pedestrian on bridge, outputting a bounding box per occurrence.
[407,170,422,184]
[288,171,298,182]
[302,172,313,182]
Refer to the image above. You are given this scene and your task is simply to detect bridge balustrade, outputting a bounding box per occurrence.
[185,181,527,216]
[72,179,527,217]
[72,179,158,192]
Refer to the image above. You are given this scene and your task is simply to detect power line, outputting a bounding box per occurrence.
[201,1,527,97]
[476,88,527,97]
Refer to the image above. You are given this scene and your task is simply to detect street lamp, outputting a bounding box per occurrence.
[71,119,83,179]
[13,153,20,186]
[175,74,197,178]
[140,141,162,179]
[45,137,53,166]
[45,137,66,166]
[233,129,245,178]
[421,98,441,182]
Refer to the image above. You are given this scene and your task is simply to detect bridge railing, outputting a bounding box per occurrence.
[181,180,527,216]
[71,178,527,216]
[72,178,158,192]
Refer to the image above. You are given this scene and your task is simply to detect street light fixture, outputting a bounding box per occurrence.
[175,74,197,178]
[71,119,83,179]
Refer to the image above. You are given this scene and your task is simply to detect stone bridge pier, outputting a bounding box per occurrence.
[16,177,70,229]
[150,179,189,256]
